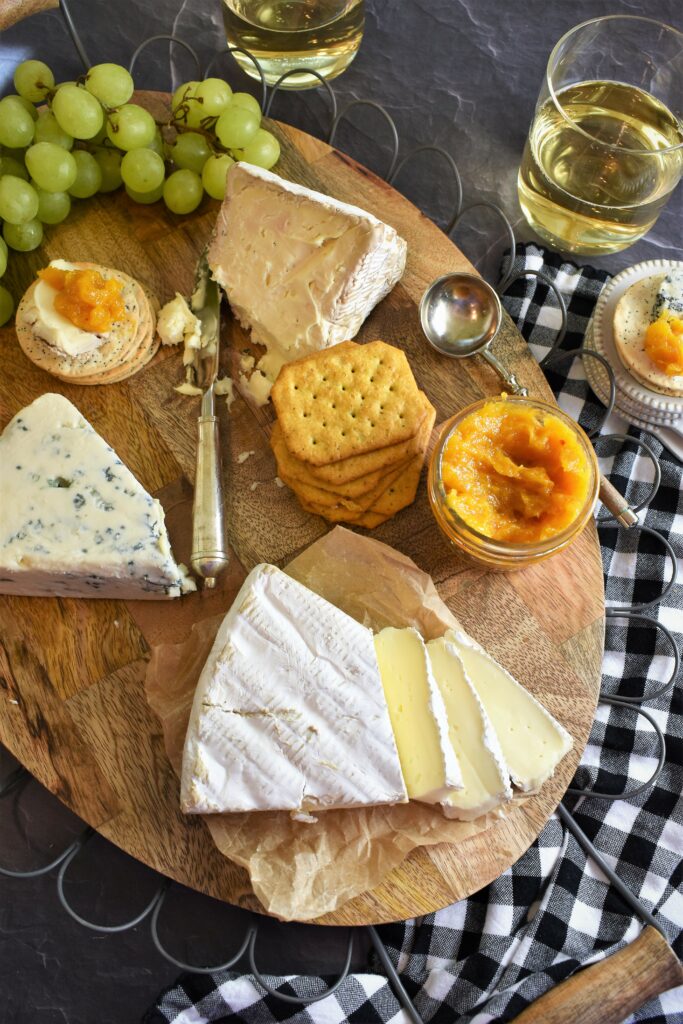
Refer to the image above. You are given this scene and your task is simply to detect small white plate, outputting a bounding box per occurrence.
[589,259,683,419]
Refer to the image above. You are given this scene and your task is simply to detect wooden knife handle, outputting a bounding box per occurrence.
[509,926,683,1024]
[191,412,229,587]
[0,0,59,30]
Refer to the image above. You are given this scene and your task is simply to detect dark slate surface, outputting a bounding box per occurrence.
[0,2,682,1022]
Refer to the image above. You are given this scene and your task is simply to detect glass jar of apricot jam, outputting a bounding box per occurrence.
[428,395,599,570]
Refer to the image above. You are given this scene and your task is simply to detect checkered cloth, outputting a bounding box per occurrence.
[146,244,683,1024]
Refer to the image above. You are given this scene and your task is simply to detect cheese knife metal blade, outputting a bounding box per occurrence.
[189,251,228,588]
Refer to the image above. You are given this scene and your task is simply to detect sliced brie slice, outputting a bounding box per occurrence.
[374,626,462,803]
[445,629,572,792]
[0,393,195,599]
[181,564,408,816]
[208,162,407,401]
[427,636,511,819]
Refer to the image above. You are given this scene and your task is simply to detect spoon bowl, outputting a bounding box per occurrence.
[419,272,528,396]
[419,273,502,357]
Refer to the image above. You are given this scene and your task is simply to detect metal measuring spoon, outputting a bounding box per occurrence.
[419,273,528,396]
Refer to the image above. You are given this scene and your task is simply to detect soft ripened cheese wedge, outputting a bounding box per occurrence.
[0,394,195,599]
[373,626,462,804]
[445,629,572,792]
[208,162,407,399]
[181,564,408,817]
[33,259,103,356]
[427,636,511,819]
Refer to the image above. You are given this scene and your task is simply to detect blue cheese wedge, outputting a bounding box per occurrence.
[181,564,408,817]
[652,268,683,320]
[0,394,195,599]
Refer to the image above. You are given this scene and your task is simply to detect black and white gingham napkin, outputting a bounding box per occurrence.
[145,244,683,1024]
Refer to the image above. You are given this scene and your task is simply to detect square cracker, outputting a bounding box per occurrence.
[272,340,425,466]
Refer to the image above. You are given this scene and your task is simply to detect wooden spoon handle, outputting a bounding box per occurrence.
[0,0,59,30]
[509,926,683,1024]
[599,473,638,528]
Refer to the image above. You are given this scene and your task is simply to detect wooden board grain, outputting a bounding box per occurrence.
[0,94,604,925]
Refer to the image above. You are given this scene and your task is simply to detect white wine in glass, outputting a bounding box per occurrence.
[518,17,683,256]
[222,0,365,89]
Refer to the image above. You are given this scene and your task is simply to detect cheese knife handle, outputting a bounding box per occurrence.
[191,395,228,587]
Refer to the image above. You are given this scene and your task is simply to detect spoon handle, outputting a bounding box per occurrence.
[481,348,528,396]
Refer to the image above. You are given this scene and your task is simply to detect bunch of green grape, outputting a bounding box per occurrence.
[0,59,281,325]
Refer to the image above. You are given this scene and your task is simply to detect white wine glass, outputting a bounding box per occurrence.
[518,15,683,256]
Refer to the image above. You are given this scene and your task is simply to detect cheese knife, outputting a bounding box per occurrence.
[188,251,229,588]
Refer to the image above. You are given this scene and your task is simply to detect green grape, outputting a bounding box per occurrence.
[194,78,232,116]
[0,155,29,180]
[0,284,13,325]
[0,238,8,277]
[121,148,165,192]
[34,110,74,150]
[68,150,102,198]
[35,185,71,224]
[215,106,259,149]
[170,131,211,173]
[147,129,164,158]
[171,81,198,112]
[182,99,211,130]
[163,168,202,214]
[125,182,164,205]
[0,175,39,224]
[201,153,234,200]
[89,121,109,146]
[25,142,77,192]
[0,95,36,148]
[231,92,262,118]
[3,218,43,251]
[52,84,104,140]
[106,104,156,151]
[13,95,39,121]
[94,147,123,192]
[234,128,280,170]
[85,63,134,108]
[14,60,55,103]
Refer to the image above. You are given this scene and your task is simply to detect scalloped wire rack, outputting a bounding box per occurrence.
[0,3,680,1022]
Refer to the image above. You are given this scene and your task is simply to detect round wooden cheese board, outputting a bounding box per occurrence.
[0,93,604,925]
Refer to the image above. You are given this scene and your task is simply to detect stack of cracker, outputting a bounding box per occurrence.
[16,262,159,386]
[271,340,436,528]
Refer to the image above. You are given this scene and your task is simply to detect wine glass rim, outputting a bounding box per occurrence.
[546,14,683,157]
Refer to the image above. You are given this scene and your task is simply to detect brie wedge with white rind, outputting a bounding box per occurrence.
[374,626,463,803]
[208,162,407,400]
[427,636,511,819]
[33,260,103,356]
[0,393,195,599]
[181,564,408,816]
[445,629,572,792]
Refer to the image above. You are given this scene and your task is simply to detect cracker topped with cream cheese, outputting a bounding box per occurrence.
[613,270,683,398]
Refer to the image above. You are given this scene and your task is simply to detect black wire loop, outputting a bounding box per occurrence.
[566,697,666,801]
[328,100,400,179]
[603,611,681,704]
[388,146,463,232]
[248,927,354,1004]
[128,35,202,81]
[605,524,678,614]
[57,832,166,933]
[204,47,268,111]
[501,268,568,350]
[539,348,616,437]
[452,201,516,290]
[592,433,662,520]
[150,883,256,973]
[59,0,91,70]
[264,70,337,123]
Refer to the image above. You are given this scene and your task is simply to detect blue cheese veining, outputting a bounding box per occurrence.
[0,393,195,599]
